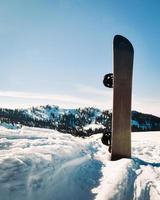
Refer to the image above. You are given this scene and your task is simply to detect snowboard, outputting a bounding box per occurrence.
[103,35,134,161]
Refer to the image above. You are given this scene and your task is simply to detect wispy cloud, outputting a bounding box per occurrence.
[0,90,81,102]
[76,84,112,97]
[132,96,160,117]
[0,90,108,109]
[0,89,159,117]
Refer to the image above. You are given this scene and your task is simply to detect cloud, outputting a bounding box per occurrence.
[76,84,112,97]
[0,89,159,117]
[132,97,160,117]
[0,90,109,109]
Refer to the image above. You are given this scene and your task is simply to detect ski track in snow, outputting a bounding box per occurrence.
[0,126,160,200]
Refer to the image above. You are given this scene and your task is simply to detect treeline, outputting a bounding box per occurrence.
[132,111,160,131]
[0,106,160,136]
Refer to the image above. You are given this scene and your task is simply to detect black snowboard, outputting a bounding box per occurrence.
[103,35,134,161]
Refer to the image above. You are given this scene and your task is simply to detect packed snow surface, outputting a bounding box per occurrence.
[83,123,105,130]
[0,126,160,200]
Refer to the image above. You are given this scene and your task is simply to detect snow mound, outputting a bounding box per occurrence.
[0,127,160,200]
[93,132,160,200]
[0,126,104,200]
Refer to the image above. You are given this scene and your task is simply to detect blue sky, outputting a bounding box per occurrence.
[0,0,160,116]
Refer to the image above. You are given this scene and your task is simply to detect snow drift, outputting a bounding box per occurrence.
[0,126,160,200]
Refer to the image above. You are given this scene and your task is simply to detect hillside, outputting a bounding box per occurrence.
[0,105,160,135]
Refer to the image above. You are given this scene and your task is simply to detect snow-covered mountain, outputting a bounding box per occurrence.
[0,126,160,200]
[0,105,160,135]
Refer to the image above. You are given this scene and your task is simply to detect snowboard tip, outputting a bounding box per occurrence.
[114,35,134,53]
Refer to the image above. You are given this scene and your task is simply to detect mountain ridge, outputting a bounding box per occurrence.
[0,105,160,135]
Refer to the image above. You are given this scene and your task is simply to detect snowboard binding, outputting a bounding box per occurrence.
[101,131,112,153]
[102,73,113,153]
[103,73,113,88]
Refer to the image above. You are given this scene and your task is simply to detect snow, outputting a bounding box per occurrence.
[83,123,105,130]
[0,126,160,200]
[24,105,85,121]
[0,126,102,200]
[94,132,160,200]
[0,122,21,130]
